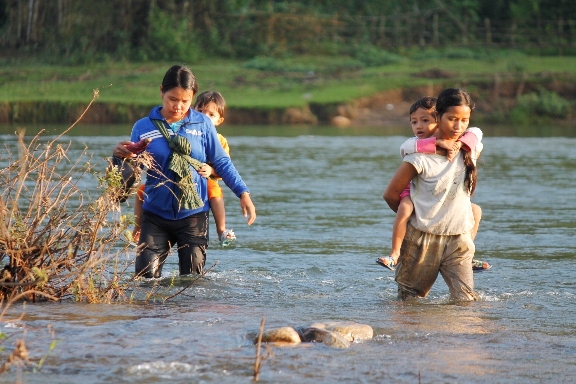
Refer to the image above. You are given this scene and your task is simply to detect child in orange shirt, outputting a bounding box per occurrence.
[194,91,236,247]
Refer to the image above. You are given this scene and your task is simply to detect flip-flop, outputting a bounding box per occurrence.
[219,229,236,247]
[472,259,492,271]
[376,256,396,271]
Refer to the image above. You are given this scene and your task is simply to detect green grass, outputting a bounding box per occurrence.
[1,55,575,108]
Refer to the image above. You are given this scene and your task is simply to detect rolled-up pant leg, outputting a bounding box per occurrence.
[395,223,443,300]
[439,232,476,301]
[395,223,477,301]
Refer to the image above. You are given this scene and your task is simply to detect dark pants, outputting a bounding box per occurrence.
[136,211,209,278]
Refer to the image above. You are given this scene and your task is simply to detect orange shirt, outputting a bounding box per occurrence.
[208,133,230,200]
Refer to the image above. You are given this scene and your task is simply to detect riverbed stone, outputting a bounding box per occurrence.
[298,326,351,348]
[256,326,301,344]
[322,330,351,349]
[298,327,331,343]
[310,321,374,342]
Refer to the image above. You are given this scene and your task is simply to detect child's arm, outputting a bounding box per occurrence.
[199,133,230,179]
[462,127,483,163]
[437,127,482,152]
[458,127,483,152]
[436,127,484,161]
[399,137,437,157]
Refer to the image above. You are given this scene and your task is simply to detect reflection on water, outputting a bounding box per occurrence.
[1,126,576,383]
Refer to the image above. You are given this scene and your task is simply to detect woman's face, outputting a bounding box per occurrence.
[437,105,471,140]
[160,86,194,123]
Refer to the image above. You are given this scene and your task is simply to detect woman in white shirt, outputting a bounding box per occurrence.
[383,88,480,301]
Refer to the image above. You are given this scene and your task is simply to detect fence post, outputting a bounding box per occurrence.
[558,17,564,55]
[394,11,401,47]
[510,22,517,46]
[484,17,492,45]
[379,16,386,46]
[433,12,439,46]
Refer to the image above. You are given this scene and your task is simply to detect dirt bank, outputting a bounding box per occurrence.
[1,77,574,126]
[326,78,576,127]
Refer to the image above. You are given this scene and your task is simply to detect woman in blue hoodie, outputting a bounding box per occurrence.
[113,65,256,278]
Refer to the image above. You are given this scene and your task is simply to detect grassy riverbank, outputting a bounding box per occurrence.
[1,53,575,125]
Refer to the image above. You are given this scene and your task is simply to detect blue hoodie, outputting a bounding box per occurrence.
[131,106,249,220]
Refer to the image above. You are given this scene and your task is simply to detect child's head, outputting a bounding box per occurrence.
[409,96,437,139]
[193,91,226,127]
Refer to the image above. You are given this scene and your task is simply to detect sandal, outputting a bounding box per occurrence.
[376,256,396,271]
[472,259,491,271]
[219,229,236,247]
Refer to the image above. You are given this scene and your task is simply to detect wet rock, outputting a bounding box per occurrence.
[253,322,373,349]
[323,331,351,349]
[298,326,351,348]
[310,321,374,342]
[256,327,301,344]
[298,327,331,343]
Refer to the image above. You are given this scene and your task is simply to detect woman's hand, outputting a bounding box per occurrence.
[113,141,137,159]
[240,192,256,225]
[197,163,214,178]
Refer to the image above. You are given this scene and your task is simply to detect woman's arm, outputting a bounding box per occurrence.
[383,162,418,213]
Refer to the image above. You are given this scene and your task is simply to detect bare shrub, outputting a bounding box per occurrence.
[0,90,150,303]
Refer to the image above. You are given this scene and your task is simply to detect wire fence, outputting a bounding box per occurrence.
[216,11,576,53]
[2,4,575,58]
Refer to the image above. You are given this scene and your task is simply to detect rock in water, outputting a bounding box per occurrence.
[323,331,351,349]
[310,322,374,341]
[298,327,330,343]
[256,327,301,344]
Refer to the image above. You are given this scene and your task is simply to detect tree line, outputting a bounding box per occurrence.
[1,0,575,64]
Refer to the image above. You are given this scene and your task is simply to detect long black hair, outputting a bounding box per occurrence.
[436,88,477,195]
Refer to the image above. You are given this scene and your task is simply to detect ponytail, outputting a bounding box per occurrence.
[463,151,477,195]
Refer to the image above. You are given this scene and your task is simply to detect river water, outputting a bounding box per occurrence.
[1,125,576,383]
